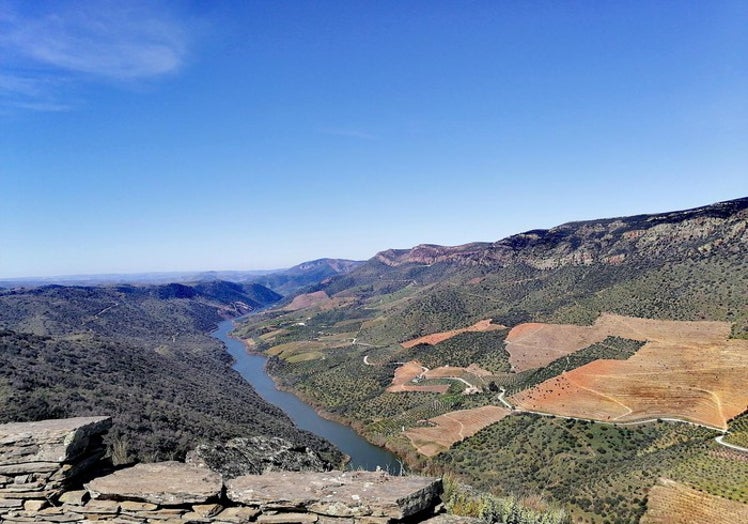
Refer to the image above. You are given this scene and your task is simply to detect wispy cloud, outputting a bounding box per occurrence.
[0,1,189,111]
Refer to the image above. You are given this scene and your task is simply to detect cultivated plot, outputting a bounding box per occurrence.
[401,319,504,348]
[510,315,747,429]
[404,405,511,457]
[503,313,731,372]
[387,361,492,394]
[641,478,748,524]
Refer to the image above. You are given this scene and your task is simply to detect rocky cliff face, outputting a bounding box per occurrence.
[374,197,748,269]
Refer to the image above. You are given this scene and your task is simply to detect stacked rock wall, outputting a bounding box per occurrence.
[0,418,445,524]
[0,416,112,521]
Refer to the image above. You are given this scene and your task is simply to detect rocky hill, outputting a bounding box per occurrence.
[375,197,747,269]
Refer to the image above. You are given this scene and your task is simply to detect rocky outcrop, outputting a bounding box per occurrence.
[186,436,331,478]
[86,461,223,505]
[226,471,441,520]
[374,197,748,269]
[0,418,445,523]
[0,416,111,520]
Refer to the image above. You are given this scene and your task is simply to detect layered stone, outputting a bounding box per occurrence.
[86,462,223,505]
[0,417,112,464]
[1,417,446,524]
[0,417,112,521]
[226,471,442,520]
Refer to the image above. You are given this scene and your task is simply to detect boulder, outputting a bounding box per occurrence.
[226,471,442,520]
[85,462,222,505]
[0,417,112,464]
[186,436,330,479]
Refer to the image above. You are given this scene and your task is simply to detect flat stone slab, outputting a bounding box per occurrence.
[86,462,222,505]
[226,471,442,519]
[0,417,112,464]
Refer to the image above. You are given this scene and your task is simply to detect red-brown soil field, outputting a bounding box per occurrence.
[387,361,450,393]
[510,315,747,429]
[404,406,511,457]
[386,361,492,394]
[424,363,493,379]
[504,313,732,371]
[505,322,610,371]
[641,478,748,524]
[401,319,505,348]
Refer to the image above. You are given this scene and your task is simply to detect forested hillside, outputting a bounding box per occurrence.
[0,281,342,465]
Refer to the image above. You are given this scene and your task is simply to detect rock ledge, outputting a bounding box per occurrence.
[86,461,223,505]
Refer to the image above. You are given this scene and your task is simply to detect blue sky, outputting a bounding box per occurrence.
[1,1,746,278]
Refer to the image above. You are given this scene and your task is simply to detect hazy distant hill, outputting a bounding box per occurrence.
[0,259,363,299]
[0,280,341,465]
[235,197,748,523]
[249,258,364,296]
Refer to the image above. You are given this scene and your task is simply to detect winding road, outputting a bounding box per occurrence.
[715,435,748,453]
[496,388,514,410]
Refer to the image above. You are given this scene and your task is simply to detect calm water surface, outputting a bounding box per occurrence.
[212,318,400,471]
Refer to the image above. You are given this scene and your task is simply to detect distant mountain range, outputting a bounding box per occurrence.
[316,196,748,339]
[0,258,363,296]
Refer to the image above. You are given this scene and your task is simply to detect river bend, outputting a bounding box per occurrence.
[212,318,400,471]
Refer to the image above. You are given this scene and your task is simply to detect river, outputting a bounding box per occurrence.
[212,317,401,472]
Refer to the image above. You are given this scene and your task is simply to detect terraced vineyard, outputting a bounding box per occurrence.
[404,406,510,456]
[725,412,748,448]
[668,445,748,503]
[432,415,719,523]
[642,478,748,524]
[511,316,748,429]
[502,336,644,396]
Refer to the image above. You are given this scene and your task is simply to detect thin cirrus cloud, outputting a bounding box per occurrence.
[0,1,188,111]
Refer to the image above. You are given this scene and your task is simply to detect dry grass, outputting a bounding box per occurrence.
[259,328,290,342]
[401,319,505,348]
[641,478,748,524]
[266,340,327,359]
[510,315,747,429]
[404,406,511,456]
[282,291,332,311]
